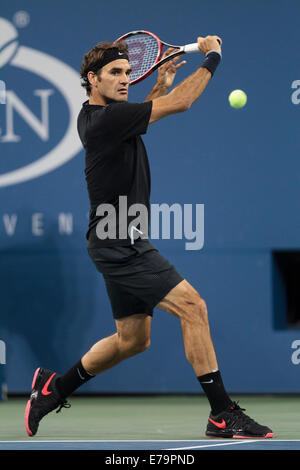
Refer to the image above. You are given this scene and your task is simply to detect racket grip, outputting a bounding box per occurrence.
[183,43,200,53]
[183,39,221,54]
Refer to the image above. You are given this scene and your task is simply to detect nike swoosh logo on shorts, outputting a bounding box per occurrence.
[208,418,226,429]
[41,373,56,396]
[200,379,213,384]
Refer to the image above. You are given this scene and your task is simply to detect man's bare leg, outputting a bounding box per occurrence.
[81,314,152,375]
[157,279,218,376]
[157,279,232,415]
[55,314,152,398]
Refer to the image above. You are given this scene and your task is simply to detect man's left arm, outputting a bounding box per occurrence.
[144,48,186,102]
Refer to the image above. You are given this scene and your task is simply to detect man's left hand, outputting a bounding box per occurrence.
[157,48,186,90]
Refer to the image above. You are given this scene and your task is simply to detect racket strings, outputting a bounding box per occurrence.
[125,34,160,82]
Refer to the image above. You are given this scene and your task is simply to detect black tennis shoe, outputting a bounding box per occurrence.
[206,401,274,439]
[25,367,70,436]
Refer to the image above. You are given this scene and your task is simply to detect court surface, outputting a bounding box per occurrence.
[0,395,299,450]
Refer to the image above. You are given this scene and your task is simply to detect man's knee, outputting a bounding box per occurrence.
[118,334,151,357]
[190,296,208,325]
[180,292,209,326]
[159,280,209,325]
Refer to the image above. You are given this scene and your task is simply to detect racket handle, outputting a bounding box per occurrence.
[183,39,221,54]
[183,43,199,53]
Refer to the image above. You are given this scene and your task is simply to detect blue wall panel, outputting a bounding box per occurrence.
[1,0,300,393]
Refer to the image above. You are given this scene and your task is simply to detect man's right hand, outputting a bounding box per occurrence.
[149,35,223,124]
[197,35,222,55]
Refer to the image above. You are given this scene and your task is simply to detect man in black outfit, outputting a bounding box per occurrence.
[25,36,273,439]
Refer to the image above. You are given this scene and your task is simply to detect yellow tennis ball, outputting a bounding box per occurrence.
[228,89,247,109]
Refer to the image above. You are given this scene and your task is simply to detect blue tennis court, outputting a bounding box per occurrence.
[0,439,299,450]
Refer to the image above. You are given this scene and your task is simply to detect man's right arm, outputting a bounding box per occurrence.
[149,35,222,124]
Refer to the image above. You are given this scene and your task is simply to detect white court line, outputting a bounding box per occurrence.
[164,440,258,450]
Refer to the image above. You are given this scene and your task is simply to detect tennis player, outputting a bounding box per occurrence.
[25,36,273,439]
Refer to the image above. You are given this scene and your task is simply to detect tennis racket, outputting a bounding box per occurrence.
[116,30,220,85]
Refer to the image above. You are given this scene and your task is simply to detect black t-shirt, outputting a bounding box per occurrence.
[77,100,153,247]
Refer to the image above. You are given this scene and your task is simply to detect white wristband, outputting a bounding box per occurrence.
[205,49,222,58]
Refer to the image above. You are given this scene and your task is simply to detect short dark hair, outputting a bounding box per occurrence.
[80,40,128,96]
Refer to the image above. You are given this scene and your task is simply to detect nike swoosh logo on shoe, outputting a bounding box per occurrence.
[208,418,226,429]
[41,373,56,396]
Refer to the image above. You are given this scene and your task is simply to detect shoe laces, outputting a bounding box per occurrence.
[56,399,71,414]
[228,401,258,427]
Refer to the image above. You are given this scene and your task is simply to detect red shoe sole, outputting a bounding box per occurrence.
[232,432,274,439]
[207,432,274,439]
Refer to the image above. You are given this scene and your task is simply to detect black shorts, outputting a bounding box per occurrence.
[87,239,184,319]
